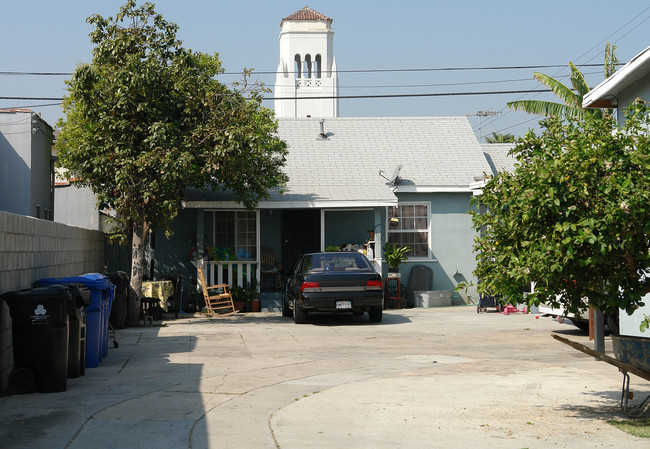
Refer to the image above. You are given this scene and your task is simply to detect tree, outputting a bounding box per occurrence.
[507,44,617,120]
[484,132,515,143]
[471,100,650,319]
[56,1,288,325]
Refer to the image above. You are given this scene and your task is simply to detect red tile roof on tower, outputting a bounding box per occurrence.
[282,6,332,23]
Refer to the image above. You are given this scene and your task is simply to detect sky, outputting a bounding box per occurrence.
[2,0,650,141]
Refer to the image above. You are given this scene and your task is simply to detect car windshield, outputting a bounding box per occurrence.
[302,253,373,273]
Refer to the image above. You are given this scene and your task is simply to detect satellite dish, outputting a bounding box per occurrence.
[390,165,403,185]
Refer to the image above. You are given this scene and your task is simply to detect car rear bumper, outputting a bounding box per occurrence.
[299,292,383,312]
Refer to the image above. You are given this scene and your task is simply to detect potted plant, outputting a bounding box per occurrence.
[248,279,261,312]
[383,243,409,273]
[230,285,247,312]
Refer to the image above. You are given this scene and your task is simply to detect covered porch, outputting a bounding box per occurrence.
[191,203,393,294]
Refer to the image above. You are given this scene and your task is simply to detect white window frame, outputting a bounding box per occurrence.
[386,203,431,259]
[211,210,258,261]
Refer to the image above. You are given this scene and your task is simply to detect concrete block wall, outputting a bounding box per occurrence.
[0,211,105,393]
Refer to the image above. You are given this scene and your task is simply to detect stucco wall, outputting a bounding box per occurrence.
[616,77,650,125]
[0,112,54,219]
[0,211,105,393]
[54,184,102,231]
[395,192,478,305]
[0,112,34,216]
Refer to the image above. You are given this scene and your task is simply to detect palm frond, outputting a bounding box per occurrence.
[507,99,577,118]
[569,63,590,100]
[604,42,618,79]
[533,72,582,107]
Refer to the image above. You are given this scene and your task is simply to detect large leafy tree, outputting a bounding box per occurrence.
[56,1,288,325]
[471,100,650,318]
[507,43,618,120]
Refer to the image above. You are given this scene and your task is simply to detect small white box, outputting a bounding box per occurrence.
[415,290,452,307]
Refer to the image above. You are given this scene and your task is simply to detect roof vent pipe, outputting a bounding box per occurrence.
[319,119,327,139]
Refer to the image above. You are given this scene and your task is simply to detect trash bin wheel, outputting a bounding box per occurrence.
[9,367,35,394]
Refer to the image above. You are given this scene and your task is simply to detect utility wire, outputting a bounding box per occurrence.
[0,63,610,78]
[1,89,554,104]
[479,5,650,134]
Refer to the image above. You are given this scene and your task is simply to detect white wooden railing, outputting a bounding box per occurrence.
[199,260,258,289]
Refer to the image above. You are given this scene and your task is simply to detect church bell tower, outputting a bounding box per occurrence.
[274,6,339,118]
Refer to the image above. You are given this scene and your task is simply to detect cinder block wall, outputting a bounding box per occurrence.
[0,211,105,393]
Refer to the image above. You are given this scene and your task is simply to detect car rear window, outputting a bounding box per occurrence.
[302,253,373,273]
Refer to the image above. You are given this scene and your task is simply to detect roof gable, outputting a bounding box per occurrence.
[583,45,650,108]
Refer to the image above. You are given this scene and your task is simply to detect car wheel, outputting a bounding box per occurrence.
[293,299,306,324]
[282,293,292,317]
[368,306,382,323]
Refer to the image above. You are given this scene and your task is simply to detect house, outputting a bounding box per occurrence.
[0,109,55,220]
[149,7,512,309]
[583,44,650,338]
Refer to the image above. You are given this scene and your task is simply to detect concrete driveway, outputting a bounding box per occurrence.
[1,307,648,448]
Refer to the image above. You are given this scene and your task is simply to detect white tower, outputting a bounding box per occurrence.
[275,7,339,118]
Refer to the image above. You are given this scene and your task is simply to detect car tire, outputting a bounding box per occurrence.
[282,293,292,317]
[293,299,306,324]
[368,306,382,323]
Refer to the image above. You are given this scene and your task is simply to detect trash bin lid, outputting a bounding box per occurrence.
[6,285,71,301]
[53,283,92,308]
[38,273,111,291]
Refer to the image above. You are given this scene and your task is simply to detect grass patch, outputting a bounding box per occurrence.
[608,418,650,438]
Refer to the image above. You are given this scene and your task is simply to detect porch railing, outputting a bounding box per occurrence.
[199,260,258,289]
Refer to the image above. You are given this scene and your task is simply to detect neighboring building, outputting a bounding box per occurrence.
[274,6,339,118]
[583,44,650,338]
[0,109,55,220]
[583,45,650,126]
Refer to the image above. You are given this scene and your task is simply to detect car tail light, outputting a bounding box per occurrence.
[301,281,321,293]
[365,280,383,290]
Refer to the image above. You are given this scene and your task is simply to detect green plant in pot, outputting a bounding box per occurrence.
[383,243,409,272]
[230,285,249,312]
[248,278,261,312]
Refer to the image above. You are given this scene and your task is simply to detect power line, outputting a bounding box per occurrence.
[0,63,611,78]
[1,89,555,104]
[477,5,650,134]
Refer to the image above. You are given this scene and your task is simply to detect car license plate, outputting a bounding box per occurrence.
[336,301,352,309]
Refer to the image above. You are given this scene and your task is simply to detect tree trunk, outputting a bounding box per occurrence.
[126,219,150,327]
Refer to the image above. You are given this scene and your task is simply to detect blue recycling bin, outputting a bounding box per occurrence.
[38,274,114,368]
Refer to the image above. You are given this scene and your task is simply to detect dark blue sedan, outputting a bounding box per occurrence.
[282,252,384,324]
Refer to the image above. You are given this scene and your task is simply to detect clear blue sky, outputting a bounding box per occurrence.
[2,0,649,140]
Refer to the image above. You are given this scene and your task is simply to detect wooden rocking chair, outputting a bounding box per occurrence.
[197,263,238,316]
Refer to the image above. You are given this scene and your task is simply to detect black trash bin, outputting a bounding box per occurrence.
[3,285,71,393]
[62,284,91,378]
[107,272,129,329]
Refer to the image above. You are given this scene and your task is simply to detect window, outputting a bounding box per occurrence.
[386,204,429,257]
[294,54,301,78]
[214,211,257,260]
[315,54,322,78]
[304,54,312,78]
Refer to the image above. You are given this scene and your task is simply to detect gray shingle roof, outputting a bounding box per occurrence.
[480,143,516,176]
[277,116,490,203]
[186,116,494,207]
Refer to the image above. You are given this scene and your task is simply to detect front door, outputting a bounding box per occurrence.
[281,209,320,273]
